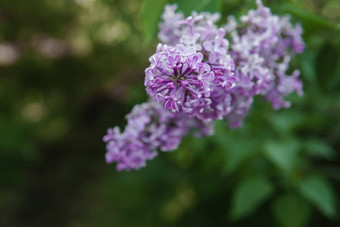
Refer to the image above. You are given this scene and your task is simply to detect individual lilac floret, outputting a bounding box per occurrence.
[103,101,213,171]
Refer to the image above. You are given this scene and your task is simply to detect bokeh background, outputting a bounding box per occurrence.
[1,0,340,226]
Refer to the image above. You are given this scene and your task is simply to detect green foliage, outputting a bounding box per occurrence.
[281,3,335,30]
[141,0,167,42]
[264,139,300,173]
[298,175,337,218]
[316,43,339,89]
[272,193,312,227]
[0,0,340,226]
[231,176,274,219]
[303,139,335,160]
[173,0,223,16]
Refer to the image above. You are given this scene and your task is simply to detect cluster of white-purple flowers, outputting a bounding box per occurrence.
[104,0,305,171]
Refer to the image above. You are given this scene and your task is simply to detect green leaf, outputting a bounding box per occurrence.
[214,123,260,174]
[273,193,312,227]
[299,50,318,86]
[298,175,337,218]
[269,110,304,133]
[231,176,274,219]
[141,0,167,42]
[223,137,258,174]
[174,0,223,16]
[303,139,335,160]
[264,139,300,173]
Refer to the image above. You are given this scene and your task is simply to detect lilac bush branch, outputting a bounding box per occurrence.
[103,0,305,171]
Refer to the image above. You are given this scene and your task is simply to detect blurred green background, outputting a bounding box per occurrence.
[0,0,339,226]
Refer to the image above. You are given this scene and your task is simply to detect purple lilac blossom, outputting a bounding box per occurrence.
[158,4,184,45]
[149,10,237,121]
[104,101,213,171]
[226,0,304,114]
[104,0,305,171]
[144,43,215,119]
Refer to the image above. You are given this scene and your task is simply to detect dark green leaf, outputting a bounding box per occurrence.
[303,139,335,160]
[299,50,317,86]
[298,175,337,218]
[273,193,312,227]
[264,139,300,173]
[269,110,304,133]
[231,176,274,219]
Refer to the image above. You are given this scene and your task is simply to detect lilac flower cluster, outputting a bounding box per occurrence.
[104,101,213,170]
[225,0,304,123]
[104,0,305,171]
